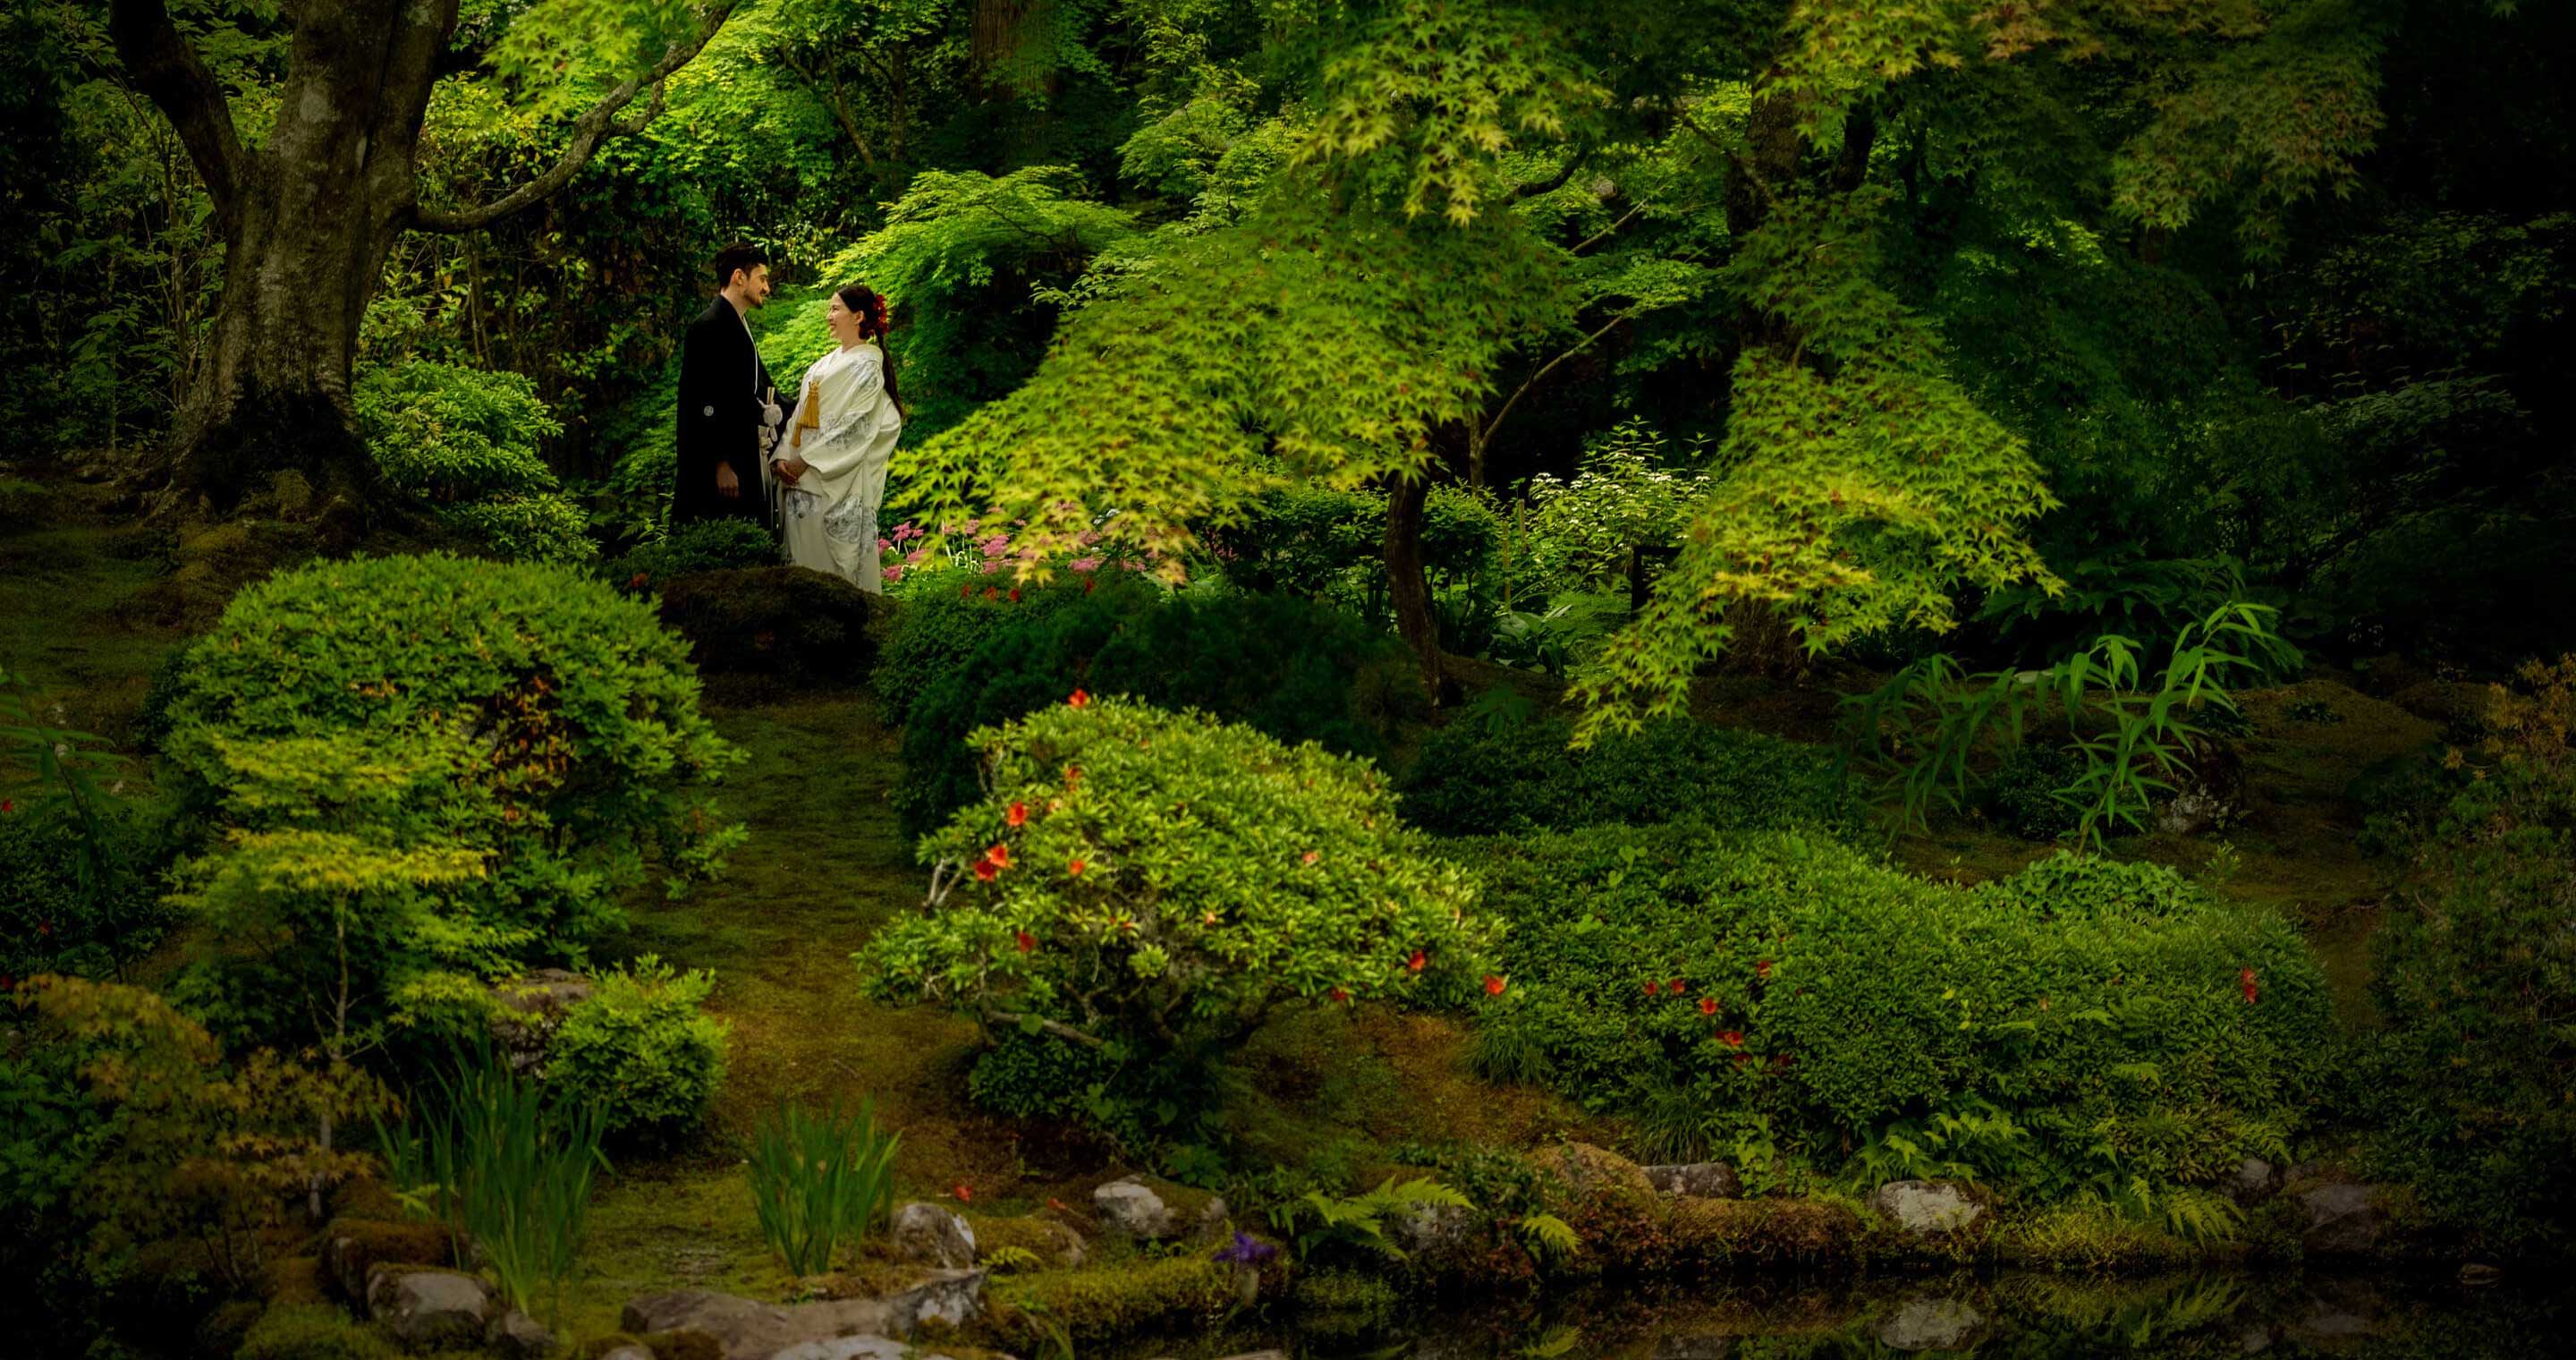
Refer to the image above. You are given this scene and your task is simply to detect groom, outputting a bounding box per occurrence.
[674,242,788,525]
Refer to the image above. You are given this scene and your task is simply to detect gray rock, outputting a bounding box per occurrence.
[1092,1176,1228,1243]
[2227,1157,2281,1204]
[1870,1180,1984,1237]
[486,1308,557,1360]
[1876,1296,1987,1351]
[1655,1336,1739,1358]
[365,1266,491,1348]
[1385,1202,1482,1273]
[2299,1183,2385,1255]
[767,1339,912,1360]
[872,1267,987,1330]
[892,1201,979,1268]
[1642,1162,1742,1198]
[623,1290,803,1360]
[600,1348,655,1360]
[487,967,594,1073]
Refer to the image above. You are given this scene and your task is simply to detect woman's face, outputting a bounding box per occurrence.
[826,293,861,344]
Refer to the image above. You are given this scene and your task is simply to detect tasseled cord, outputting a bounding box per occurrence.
[792,376,822,449]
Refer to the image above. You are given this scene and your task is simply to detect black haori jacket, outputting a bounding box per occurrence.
[674,295,782,525]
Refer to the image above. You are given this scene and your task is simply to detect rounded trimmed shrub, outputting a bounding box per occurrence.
[162,552,743,965]
[546,956,728,1141]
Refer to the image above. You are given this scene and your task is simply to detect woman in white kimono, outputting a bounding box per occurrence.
[768,283,903,588]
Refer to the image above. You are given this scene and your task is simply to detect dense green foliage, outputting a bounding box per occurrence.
[0,795,178,984]
[1463,830,2330,1201]
[864,697,1487,1149]
[1398,698,1859,839]
[157,553,742,1052]
[2365,658,2576,1253]
[894,582,1416,838]
[353,360,592,563]
[545,957,730,1142]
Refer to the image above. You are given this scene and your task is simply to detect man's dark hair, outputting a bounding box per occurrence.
[710,242,767,287]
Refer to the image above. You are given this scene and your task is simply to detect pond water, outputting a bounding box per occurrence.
[1120,1268,2573,1358]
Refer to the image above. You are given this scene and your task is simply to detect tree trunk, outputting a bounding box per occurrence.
[1384,472,1445,705]
[175,178,407,511]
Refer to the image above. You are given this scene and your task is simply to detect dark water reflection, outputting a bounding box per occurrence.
[1139,1269,2574,1358]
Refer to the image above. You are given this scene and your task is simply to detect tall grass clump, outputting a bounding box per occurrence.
[379,1051,609,1322]
[745,1098,901,1275]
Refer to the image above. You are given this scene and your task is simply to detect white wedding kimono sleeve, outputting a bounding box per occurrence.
[775,344,902,590]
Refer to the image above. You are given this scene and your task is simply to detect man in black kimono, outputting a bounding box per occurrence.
[674,242,787,525]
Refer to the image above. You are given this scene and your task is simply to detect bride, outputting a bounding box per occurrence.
[767,283,904,589]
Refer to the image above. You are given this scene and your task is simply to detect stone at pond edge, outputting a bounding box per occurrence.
[1093,1175,1228,1243]
[622,1271,987,1360]
[2227,1157,2282,1205]
[892,1201,979,1269]
[1876,1296,1987,1351]
[2297,1183,2386,1255]
[1869,1181,1984,1237]
[656,566,877,684]
[364,1265,492,1347]
[1385,1202,1483,1275]
[970,1212,1087,1268]
[486,1308,557,1360]
[321,1217,452,1305]
[1642,1161,1742,1199]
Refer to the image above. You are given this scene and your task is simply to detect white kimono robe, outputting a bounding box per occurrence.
[768,341,902,589]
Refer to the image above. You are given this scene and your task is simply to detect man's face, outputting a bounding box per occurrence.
[740,263,773,308]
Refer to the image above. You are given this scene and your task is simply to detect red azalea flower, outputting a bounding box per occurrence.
[1732,1052,1752,1067]
[1407,949,1428,974]
[0,974,12,992]
[983,586,1000,600]
[1068,688,1090,709]
[1301,850,1320,865]
[1063,764,1082,786]
[628,572,650,591]
[1756,959,1773,978]
[1698,997,1718,1016]
[1774,1053,1794,1069]
[962,583,973,599]
[1007,801,1029,828]
[1716,1030,1744,1049]
[1015,930,1036,954]
[1330,986,1350,1004]
[1668,978,1687,994]
[1642,980,1660,997]
[953,1184,973,1202]
[1484,974,1507,997]
[1,798,13,814]
[2241,967,2259,1005]
[1083,575,1097,594]
[1048,1197,1068,1212]
[1008,588,1021,602]
[36,920,52,938]
[973,859,997,882]
[984,843,1012,869]
[1067,858,1087,877]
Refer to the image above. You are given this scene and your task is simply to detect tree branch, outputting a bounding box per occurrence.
[106,0,246,223]
[981,1007,1109,1050]
[413,4,740,233]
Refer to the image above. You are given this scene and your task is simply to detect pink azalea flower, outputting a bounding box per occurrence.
[1069,556,1102,572]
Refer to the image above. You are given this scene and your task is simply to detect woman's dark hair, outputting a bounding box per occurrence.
[835,283,903,419]
[710,242,767,287]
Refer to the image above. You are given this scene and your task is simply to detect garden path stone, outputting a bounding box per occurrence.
[623,1270,987,1360]
[2298,1183,2386,1255]
[364,1265,491,1348]
[892,1201,979,1267]
[1642,1161,1742,1198]
[1868,1181,1984,1237]
[1876,1296,1987,1351]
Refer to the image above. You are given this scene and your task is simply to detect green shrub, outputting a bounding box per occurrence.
[870,579,1097,727]
[2365,657,2576,1252]
[1213,481,1500,598]
[0,794,179,982]
[545,956,728,1140]
[233,1304,396,1360]
[894,583,1417,839]
[863,697,1487,1149]
[159,553,742,1049]
[605,519,778,591]
[1397,698,1860,838]
[1460,829,2331,1199]
[354,360,592,564]
[1987,743,2081,841]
